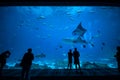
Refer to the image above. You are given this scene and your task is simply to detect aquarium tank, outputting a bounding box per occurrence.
[0,6,120,69]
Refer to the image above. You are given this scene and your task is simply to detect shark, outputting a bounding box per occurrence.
[63,37,95,48]
[62,37,87,44]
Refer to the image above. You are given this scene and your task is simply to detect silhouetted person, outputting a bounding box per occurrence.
[73,48,81,71]
[20,48,34,80]
[67,49,72,70]
[114,46,120,72]
[0,50,11,76]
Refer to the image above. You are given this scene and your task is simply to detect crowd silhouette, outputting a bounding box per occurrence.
[67,48,82,73]
[0,46,120,79]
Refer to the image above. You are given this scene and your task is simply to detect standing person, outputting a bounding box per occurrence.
[114,46,120,72]
[20,48,34,80]
[0,50,11,76]
[73,48,82,72]
[67,49,73,70]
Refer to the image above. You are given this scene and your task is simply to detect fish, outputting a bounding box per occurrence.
[63,37,87,44]
[37,16,45,19]
[82,44,86,48]
[66,12,71,16]
[35,53,46,58]
[55,48,58,50]
[91,33,102,39]
[89,11,95,13]
[59,45,63,48]
[90,43,94,47]
[63,22,96,46]
[97,30,101,33]
[99,58,116,62]
[102,42,105,46]
[72,22,87,36]
[77,10,82,13]
[35,27,39,30]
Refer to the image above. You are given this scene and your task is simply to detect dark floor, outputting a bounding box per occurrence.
[1,68,120,80]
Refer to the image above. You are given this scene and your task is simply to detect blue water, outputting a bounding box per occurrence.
[0,6,120,69]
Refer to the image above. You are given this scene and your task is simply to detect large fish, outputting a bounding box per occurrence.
[63,22,87,44]
[63,22,95,47]
[63,36,95,47]
[63,37,87,44]
[72,22,87,36]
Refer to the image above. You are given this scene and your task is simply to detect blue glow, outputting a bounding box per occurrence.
[0,6,120,69]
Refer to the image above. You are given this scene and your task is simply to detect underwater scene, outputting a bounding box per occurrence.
[0,6,120,69]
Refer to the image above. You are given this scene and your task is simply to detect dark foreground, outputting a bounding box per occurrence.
[1,68,120,80]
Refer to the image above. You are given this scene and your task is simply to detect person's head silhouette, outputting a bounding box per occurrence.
[28,48,32,53]
[5,50,11,58]
[69,49,72,52]
[117,46,120,51]
[75,48,77,51]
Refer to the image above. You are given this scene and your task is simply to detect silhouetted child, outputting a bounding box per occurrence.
[73,48,82,72]
[114,46,120,72]
[67,49,72,70]
[0,50,11,76]
[20,48,34,80]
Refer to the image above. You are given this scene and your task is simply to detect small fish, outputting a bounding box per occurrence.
[89,11,95,13]
[59,45,63,48]
[102,42,105,46]
[97,30,101,33]
[17,24,23,28]
[35,53,46,58]
[37,16,45,19]
[35,27,39,30]
[90,43,94,47]
[82,45,86,48]
[66,12,71,16]
[70,18,74,21]
[55,48,58,50]
[77,10,82,13]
